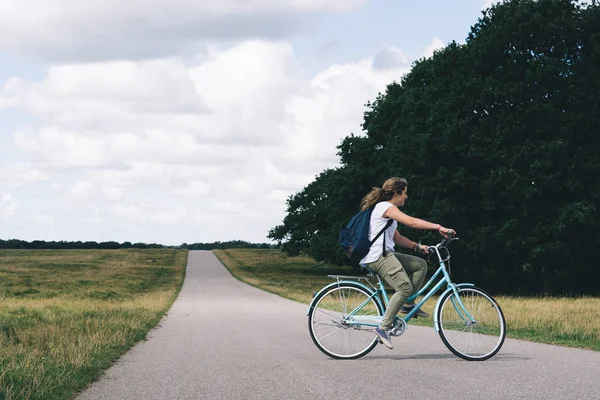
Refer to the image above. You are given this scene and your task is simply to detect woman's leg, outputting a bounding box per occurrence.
[394,252,428,305]
[366,253,413,330]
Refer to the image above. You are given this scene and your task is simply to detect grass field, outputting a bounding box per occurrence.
[213,248,600,352]
[0,248,187,400]
[1,246,597,399]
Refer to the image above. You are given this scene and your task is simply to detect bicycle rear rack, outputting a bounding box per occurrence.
[327,274,380,291]
[327,274,370,281]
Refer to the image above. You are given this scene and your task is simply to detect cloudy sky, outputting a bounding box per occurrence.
[0,0,496,245]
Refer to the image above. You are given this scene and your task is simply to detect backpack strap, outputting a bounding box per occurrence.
[370,219,394,256]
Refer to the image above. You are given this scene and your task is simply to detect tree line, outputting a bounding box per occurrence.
[0,239,274,250]
[179,241,274,250]
[268,0,600,296]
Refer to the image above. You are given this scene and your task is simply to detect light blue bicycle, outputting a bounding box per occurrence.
[307,236,506,360]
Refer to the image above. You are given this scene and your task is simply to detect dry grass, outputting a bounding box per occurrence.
[214,248,600,352]
[213,248,350,304]
[0,248,187,400]
[492,295,600,349]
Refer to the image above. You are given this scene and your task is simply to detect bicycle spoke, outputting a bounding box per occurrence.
[309,284,383,359]
[317,327,342,341]
[313,321,340,327]
[437,287,506,361]
[315,308,342,320]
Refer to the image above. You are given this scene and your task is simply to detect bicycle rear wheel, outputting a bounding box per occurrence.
[437,286,506,361]
[308,283,383,359]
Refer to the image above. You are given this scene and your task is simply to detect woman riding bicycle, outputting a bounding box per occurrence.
[359,177,456,349]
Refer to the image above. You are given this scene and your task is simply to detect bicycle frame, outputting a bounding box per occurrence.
[307,238,477,332]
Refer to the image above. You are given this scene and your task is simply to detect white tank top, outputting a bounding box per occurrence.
[359,201,397,264]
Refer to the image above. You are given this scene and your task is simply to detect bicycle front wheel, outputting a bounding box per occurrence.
[437,286,506,361]
[308,283,383,359]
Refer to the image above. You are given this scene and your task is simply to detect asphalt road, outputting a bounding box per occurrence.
[76,250,600,400]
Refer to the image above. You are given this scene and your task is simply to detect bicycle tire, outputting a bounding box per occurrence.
[308,282,384,359]
[437,286,506,361]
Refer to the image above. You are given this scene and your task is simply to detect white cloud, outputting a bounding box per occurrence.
[277,55,408,166]
[0,95,18,108]
[0,0,367,62]
[372,46,409,70]
[1,39,430,244]
[109,202,188,226]
[0,194,18,217]
[13,129,250,169]
[110,204,147,225]
[150,207,188,225]
[4,60,207,127]
[71,181,96,199]
[173,181,210,197]
[37,215,54,224]
[423,38,446,59]
[102,186,123,200]
[14,129,109,168]
[0,163,50,187]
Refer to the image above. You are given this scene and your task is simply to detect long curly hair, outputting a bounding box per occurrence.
[360,177,408,211]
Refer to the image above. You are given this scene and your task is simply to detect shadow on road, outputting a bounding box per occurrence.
[354,352,531,362]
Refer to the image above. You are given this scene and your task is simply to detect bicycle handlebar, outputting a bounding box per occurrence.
[425,236,459,262]
[427,236,459,251]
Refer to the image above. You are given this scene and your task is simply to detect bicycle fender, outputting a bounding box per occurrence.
[306,281,383,316]
[433,283,475,332]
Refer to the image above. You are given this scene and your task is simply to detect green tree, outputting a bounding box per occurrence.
[268,135,390,271]
[269,0,600,295]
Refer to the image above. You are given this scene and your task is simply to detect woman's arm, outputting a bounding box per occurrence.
[393,230,417,249]
[384,205,439,230]
[393,230,429,254]
[384,204,454,236]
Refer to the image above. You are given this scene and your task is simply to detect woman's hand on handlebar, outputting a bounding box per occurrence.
[416,243,430,254]
[438,225,456,238]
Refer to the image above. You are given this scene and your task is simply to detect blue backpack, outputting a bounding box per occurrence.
[339,206,393,264]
